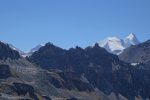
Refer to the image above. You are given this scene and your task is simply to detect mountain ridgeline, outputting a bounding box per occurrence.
[119,40,150,64]
[29,43,119,72]
[28,41,150,100]
[98,33,140,55]
[0,41,20,59]
[0,38,150,100]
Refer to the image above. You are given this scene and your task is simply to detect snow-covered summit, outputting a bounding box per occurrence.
[126,33,136,40]
[124,33,140,48]
[98,33,140,55]
[98,37,125,54]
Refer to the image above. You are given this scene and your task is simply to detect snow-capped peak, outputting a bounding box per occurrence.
[126,33,136,40]
[124,33,140,47]
[97,33,140,55]
[98,37,125,54]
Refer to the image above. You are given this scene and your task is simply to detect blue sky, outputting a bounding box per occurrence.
[0,0,150,52]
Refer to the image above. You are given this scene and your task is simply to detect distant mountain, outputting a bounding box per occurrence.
[98,33,140,55]
[27,44,44,56]
[8,33,139,57]
[98,37,125,55]
[124,33,140,48]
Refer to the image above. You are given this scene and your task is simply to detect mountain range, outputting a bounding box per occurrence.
[0,34,149,100]
[98,33,140,55]
[3,33,140,57]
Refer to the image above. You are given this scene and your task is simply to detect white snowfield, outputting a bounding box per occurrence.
[98,33,140,55]
[99,37,125,52]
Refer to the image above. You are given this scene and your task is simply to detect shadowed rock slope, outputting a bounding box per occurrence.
[0,42,112,100]
[119,40,150,64]
[0,41,150,100]
[29,42,150,100]
[0,41,20,60]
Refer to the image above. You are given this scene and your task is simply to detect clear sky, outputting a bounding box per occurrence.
[0,0,150,52]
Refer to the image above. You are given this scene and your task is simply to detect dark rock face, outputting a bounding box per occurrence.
[58,72,93,91]
[13,83,34,96]
[112,66,147,99]
[119,40,150,64]
[29,43,118,73]
[13,83,38,100]
[118,40,150,99]
[0,64,11,79]
[46,70,94,92]
[28,43,60,68]
[0,82,40,100]
[28,42,150,99]
[0,42,20,60]
[28,43,66,69]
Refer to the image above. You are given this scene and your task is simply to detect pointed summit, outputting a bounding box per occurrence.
[124,33,140,48]
[126,33,137,41]
[96,33,140,55]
